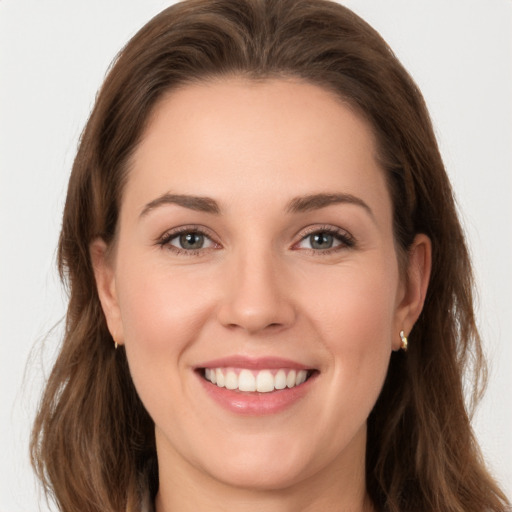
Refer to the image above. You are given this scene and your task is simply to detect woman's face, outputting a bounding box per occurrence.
[94,79,428,495]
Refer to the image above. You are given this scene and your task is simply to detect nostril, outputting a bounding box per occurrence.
[216,281,297,334]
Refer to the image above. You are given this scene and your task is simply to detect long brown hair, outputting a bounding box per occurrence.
[31,1,510,511]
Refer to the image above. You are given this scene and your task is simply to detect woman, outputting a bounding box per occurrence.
[30,0,510,511]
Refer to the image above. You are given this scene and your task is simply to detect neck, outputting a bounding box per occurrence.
[154,427,375,512]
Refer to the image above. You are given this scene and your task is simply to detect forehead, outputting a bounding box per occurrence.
[124,78,391,222]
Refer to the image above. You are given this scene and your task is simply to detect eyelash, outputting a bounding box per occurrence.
[156,224,355,256]
[292,225,355,255]
[156,225,219,256]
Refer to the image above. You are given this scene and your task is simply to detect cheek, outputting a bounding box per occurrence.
[318,281,395,394]
[304,256,399,345]
[113,256,217,409]
[116,258,212,351]
[303,258,398,409]
[113,259,218,430]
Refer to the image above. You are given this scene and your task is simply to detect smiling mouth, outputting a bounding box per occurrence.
[199,367,317,393]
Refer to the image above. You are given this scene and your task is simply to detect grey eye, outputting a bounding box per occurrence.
[178,232,205,250]
[295,229,353,252]
[309,232,334,250]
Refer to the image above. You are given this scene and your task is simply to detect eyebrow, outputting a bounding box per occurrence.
[139,191,373,219]
[286,193,374,218]
[140,193,221,217]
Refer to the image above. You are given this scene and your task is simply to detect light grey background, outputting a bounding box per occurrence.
[1,1,510,510]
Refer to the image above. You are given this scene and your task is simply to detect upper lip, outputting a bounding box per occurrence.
[195,356,313,370]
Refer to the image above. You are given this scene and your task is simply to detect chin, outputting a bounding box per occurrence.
[190,429,333,492]
[206,456,311,492]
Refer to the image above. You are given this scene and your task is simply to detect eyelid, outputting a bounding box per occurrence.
[156,224,221,254]
[155,223,354,255]
[291,224,356,252]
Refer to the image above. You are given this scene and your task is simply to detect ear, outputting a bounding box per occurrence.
[392,234,432,350]
[90,238,124,346]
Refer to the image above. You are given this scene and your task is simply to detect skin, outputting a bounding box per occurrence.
[91,79,431,512]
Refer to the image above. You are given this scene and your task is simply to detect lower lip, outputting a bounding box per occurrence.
[197,372,316,416]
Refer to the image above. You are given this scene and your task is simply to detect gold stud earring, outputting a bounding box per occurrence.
[114,341,118,350]
[399,330,408,351]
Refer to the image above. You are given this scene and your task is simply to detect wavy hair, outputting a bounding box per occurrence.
[31,1,510,511]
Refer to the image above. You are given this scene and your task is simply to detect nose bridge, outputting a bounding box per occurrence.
[217,241,295,333]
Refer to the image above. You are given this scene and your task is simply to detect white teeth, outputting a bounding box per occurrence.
[216,368,225,388]
[256,370,274,393]
[286,370,296,388]
[296,370,307,386]
[238,369,256,392]
[275,369,287,390]
[203,367,311,392]
[225,370,238,390]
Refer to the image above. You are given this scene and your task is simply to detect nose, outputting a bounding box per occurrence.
[216,249,296,335]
